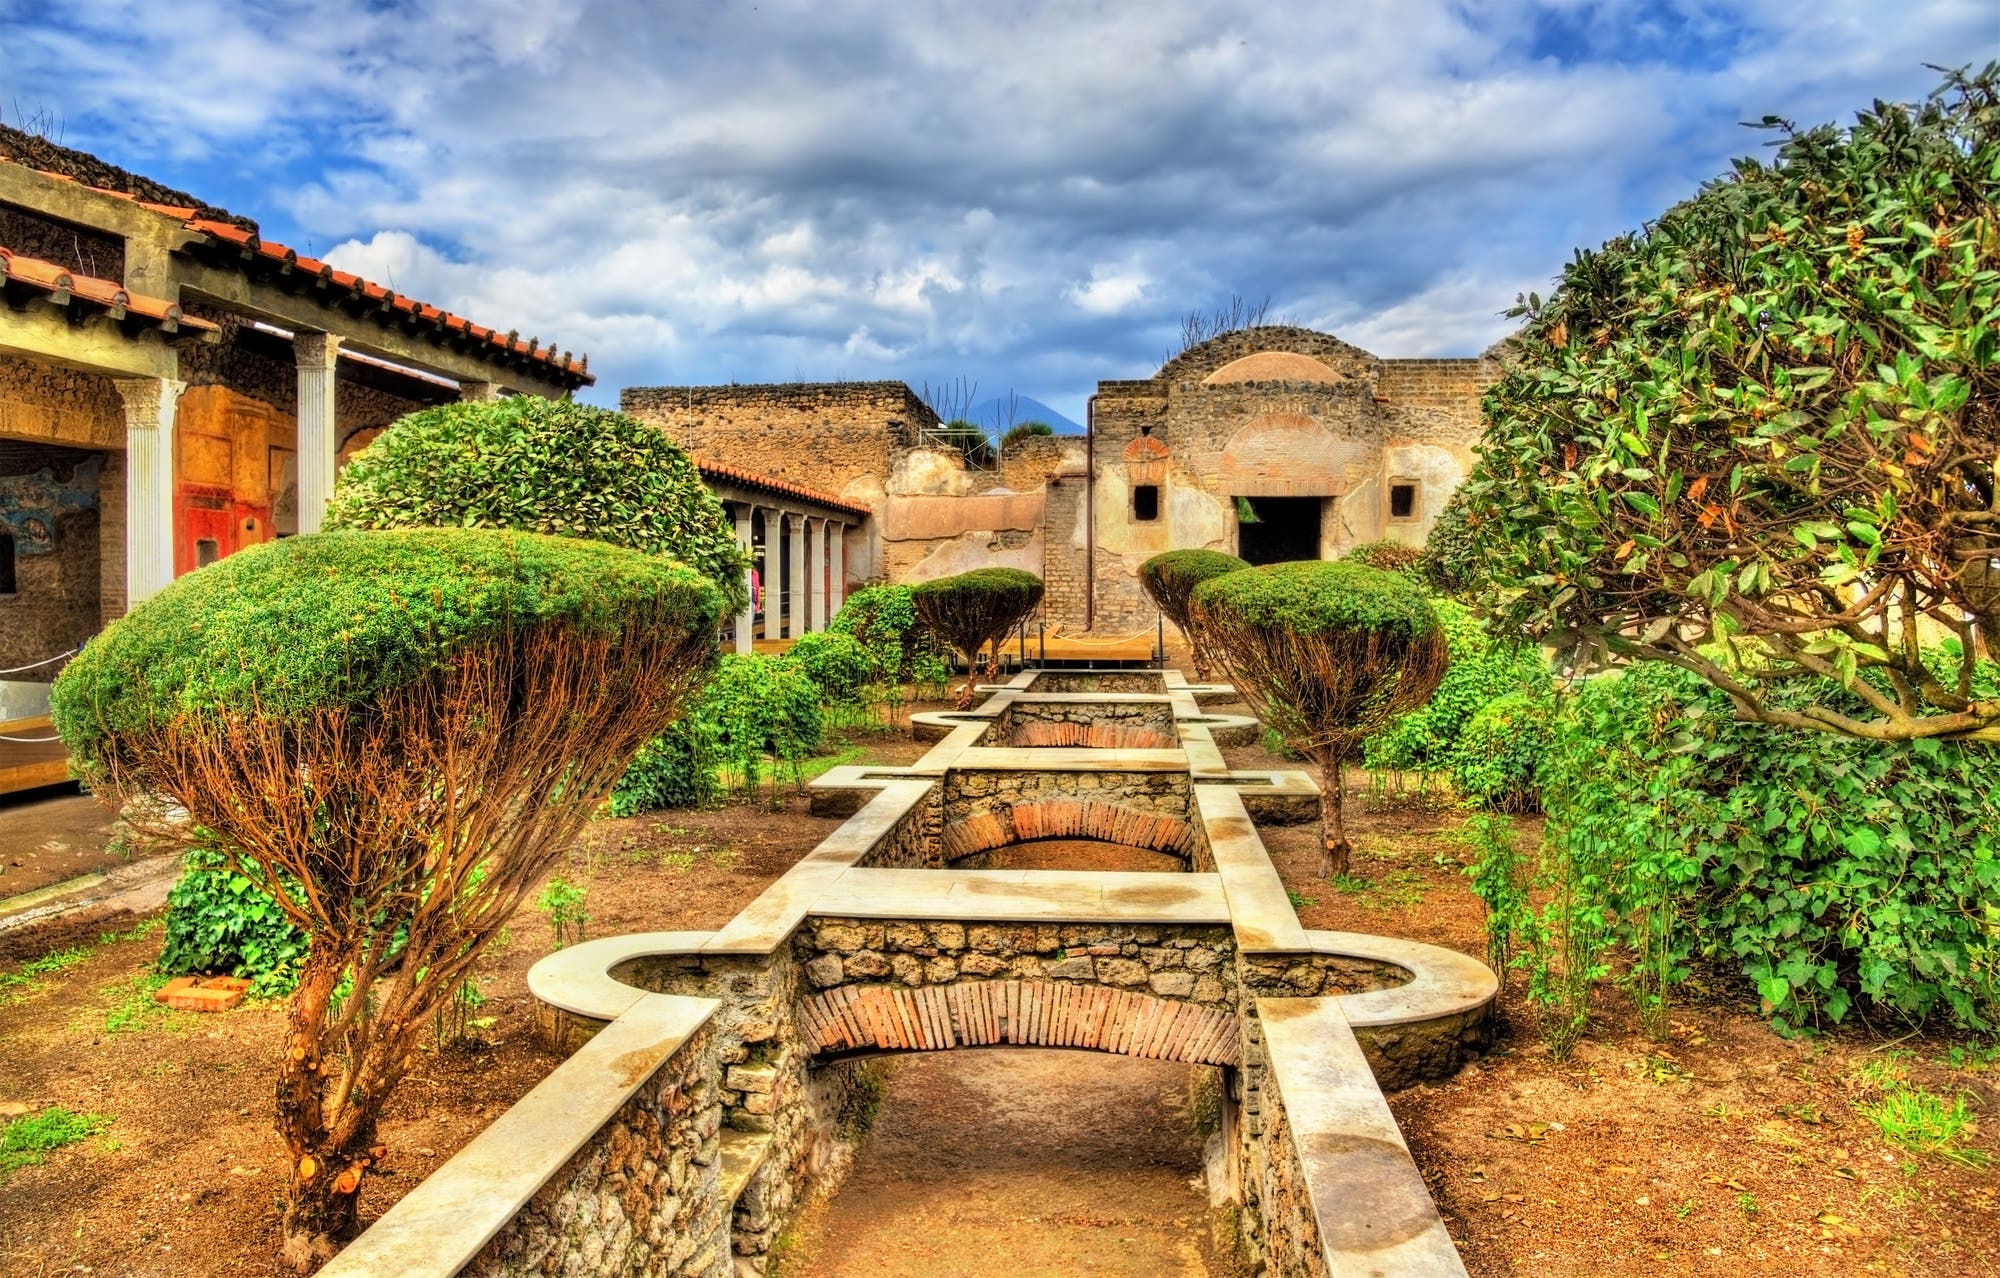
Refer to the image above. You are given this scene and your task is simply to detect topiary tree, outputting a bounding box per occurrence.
[911,568,1044,705]
[326,395,748,614]
[51,529,723,1269]
[1340,540,1425,579]
[1139,549,1247,678]
[1192,560,1448,875]
[1461,68,2000,743]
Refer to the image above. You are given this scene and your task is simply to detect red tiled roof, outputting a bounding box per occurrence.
[0,246,218,335]
[182,220,592,386]
[696,457,871,519]
[1,154,591,388]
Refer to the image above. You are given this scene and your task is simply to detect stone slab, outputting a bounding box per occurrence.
[527,930,716,1021]
[314,992,720,1278]
[948,746,1189,772]
[1257,996,1469,1276]
[1197,785,1310,953]
[1308,930,1497,1029]
[813,867,1230,924]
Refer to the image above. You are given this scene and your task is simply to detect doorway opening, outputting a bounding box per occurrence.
[1235,496,1322,564]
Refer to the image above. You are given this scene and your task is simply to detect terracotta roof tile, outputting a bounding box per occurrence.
[0,245,217,334]
[695,457,871,519]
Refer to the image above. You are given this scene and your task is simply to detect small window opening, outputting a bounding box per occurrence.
[1389,483,1417,520]
[196,538,221,568]
[0,526,15,594]
[1133,484,1160,522]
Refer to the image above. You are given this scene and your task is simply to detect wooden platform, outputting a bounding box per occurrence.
[0,717,70,796]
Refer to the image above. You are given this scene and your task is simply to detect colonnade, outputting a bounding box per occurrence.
[731,504,846,654]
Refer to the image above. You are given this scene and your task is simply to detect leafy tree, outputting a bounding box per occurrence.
[1461,68,2000,743]
[326,395,748,613]
[51,530,722,1268]
[911,568,1044,705]
[1414,491,1483,597]
[1139,549,1247,678]
[1192,560,1448,875]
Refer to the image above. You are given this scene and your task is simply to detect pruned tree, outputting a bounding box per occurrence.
[51,529,723,1269]
[1139,549,1247,677]
[1193,560,1448,876]
[911,568,1045,706]
[1461,66,2000,742]
[1340,540,1425,579]
[326,395,748,613]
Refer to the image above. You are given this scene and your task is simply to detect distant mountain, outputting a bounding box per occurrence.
[966,396,1083,436]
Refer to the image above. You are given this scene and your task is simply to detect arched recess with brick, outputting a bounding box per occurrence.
[800,979,1240,1066]
[939,799,1201,862]
[1007,721,1178,749]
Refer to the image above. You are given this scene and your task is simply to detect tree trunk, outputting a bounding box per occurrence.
[274,954,373,1271]
[1319,752,1352,879]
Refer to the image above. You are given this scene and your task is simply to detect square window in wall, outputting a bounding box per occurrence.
[1389,482,1417,520]
[1133,484,1160,521]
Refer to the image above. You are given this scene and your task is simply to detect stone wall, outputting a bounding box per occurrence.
[1245,1055,1328,1278]
[0,205,124,280]
[943,767,1190,826]
[995,698,1176,747]
[462,1022,731,1278]
[0,353,123,451]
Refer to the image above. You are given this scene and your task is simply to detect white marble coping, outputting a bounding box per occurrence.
[1001,691,1175,705]
[1257,997,1470,1276]
[1192,768,1320,796]
[315,991,720,1278]
[1312,931,1497,1029]
[946,746,1190,772]
[528,930,718,1021]
[811,866,1231,923]
[1196,786,1310,953]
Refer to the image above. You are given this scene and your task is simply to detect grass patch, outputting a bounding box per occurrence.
[1286,890,1318,909]
[0,1107,113,1178]
[0,945,94,1004]
[1329,868,1428,912]
[1857,1084,1990,1168]
[101,972,177,1034]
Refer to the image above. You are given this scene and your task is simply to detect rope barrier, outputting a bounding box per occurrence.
[0,647,79,676]
[0,733,62,744]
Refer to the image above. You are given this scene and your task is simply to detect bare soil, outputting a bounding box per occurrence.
[0,784,124,900]
[775,1050,1225,1278]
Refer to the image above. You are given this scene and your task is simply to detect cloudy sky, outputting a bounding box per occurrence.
[3,1,1993,420]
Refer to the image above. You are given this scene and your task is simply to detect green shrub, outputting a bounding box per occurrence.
[1192,560,1447,874]
[607,721,717,815]
[159,845,308,997]
[1340,540,1424,578]
[784,630,872,705]
[1415,492,1482,597]
[1365,599,1553,779]
[611,652,826,812]
[1449,691,1552,813]
[325,395,747,613]
[911,569,1044,671]
[1481,661,2000,1046]
[1139,550,1246,676]
[1000,421,1056,450]
[830,584,938,681]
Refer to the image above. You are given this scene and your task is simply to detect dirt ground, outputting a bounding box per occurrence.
[775,1050,1224,1278]
[0,784,124,900]
[1223,733,2000,1278]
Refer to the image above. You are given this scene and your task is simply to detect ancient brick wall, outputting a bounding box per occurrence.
[0,205,124,280]
[0,353,123,451]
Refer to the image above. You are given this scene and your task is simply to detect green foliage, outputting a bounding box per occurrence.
[1139,549,1247,639]
[911,569,1045,667]
[536,878,589,950]
[0,1108,112,1178]
[1462,811,1529,978]
[325,395,747,613]
[1365,599,1553,778]
[1415,492,1483,596]
[1449,691,1554,813]
[784,630,872,705]
[1473,661,2000,1050]
[1000,421,1055,449]
[829,583,947,686]
[608,652,825,813]
[935,419,995,467]
[1192,559,1439,642]
[1856,1081,1989,1168]
[1460,69,2000,741]
[159,845,308,997]
[51,529,725,758]
[1340,540,1424,578]
[0,945,92,1004]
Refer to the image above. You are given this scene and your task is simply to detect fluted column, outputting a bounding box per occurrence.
[761,507,784,642]
[734,506,755,655]
[787,512,807,639]
[807,517,827,632]
[113,377,185,608]
[294,331,341,533]
[828,521,846,619]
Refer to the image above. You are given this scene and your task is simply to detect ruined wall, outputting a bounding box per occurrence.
[0,442,101,669]
[1246,1056,1329,1278]
[0,205,124,280]
[461,1021,731,1278]
[0,353,123,450]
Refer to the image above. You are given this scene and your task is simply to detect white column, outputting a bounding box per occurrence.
[734,506,755,655]
[807,516,827,632]
[761,507,785,642]
[787,512,807,639]
[294,331,341,533]
[828,521,846,619]
[113,377,185,608]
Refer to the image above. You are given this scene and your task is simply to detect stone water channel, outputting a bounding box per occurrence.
[316,670,1497,1278]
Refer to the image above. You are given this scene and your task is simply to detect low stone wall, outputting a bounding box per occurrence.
[945,766,1189,825]
[995,697,1177,747]
[849,783,939,868]
[463,1021,729,1278]
[1027,671,1167,694]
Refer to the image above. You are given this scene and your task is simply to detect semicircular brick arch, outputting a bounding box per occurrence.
[1009,722,1178,750]
[940,799,1199,861]
[800,979,1240,1066]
